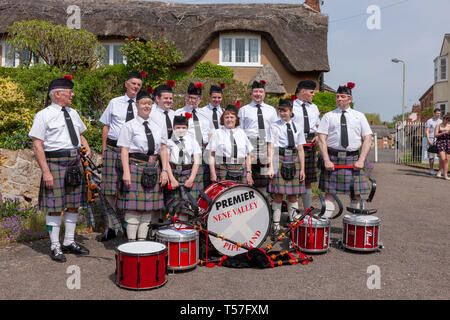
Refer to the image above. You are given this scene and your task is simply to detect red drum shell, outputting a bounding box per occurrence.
[156,227,199,270]
[342,214,381,252]
[293,216,330,253]
[115,241,168,290]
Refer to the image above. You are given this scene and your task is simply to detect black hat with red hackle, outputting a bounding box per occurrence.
[46,74,74,106]
[187,82,203,96]
[136,90,153,101]
[337,82,355,96]
[209,82,226,94]
[154,80,175,96]
[127,71,143,81]
[278,97,293,109]
[173,114,189,127]
[296,79,316,93]
[225,104,239,115]
[252,80,267,90]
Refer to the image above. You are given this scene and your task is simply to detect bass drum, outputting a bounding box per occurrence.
[197,181,271,257]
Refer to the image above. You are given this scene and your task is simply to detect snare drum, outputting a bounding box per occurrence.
[197,181,271,257]
[156,227,199,271]
[342,214,381,252]
[115,241,168,290]
[293,215,330,253]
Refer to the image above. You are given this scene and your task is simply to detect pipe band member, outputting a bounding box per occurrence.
[292,79,321,211]
[117,90,169,241]
[206,103,254,185]
[238,80,278,196]
[166,114,202,221]
[200,83,226,130]
[99,71,143,240]
[267,98,306,238]
[175,82,211,190]
[317,82,373,218]
[29,74,90,262]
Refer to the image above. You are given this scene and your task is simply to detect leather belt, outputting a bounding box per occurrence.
[279,147,298,156]
[129,153,151,162]
[170,163,192,171]
[45,148,79,158]
[218,156,245,165]
[327,148,359,157]
[106,138,118,147]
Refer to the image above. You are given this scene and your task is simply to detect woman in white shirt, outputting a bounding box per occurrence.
[207,104,254,184]
[117,90,170,241]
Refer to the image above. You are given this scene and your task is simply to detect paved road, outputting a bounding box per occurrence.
[1,163,449,302]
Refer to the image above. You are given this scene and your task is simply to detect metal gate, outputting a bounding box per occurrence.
[394,121,429,164]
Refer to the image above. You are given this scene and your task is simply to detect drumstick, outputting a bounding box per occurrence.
[303,143,315,147]
[333,164,355,169]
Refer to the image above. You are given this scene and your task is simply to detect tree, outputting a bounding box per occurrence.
[119,36,182,87]
[7,20,105,70]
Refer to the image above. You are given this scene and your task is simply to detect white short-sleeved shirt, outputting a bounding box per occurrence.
[292,99,321,136]
[317,107,373,151]
[99,94,137,140]
[270,119,306,148]
[29,103,87,151]
[117,115,166,155]
[425,117,443,140]
[238,101,278,140]
[174,106,211,145]
[167,134,202,165]
[200,104,224,130]
[206,127,254,158]
[150,104,175,140]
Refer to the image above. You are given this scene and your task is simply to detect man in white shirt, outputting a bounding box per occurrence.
[29,75,91,262]
[238,80,278,195]
[317,82,373,218]
[151,81,176,140]
[200,83,225,131]
[99,71,143,240]
[292,80,321,211]
[425,109,442,175]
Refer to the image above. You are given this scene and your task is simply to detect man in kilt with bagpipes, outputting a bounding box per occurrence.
[29,75,91,262]
[99,71,144,240]
[317,82,373,218]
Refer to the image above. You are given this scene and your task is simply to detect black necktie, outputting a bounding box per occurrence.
[126,99,134,122]
[212,107,219,129]
[286,123,295,148]
[164,110,173,139]
[178,137,185,165]
[341,111,349,149]
[143,121,155,156]
[256,104,266,139]
[302,102,310,134]
[192,109,203,147]
[61,107,79,147]
[230,130,238,159]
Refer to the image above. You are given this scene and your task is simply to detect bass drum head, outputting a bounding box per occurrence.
[206,185,270,256]
[117,241,166,256]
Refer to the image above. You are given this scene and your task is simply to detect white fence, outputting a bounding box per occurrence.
[394,121,435,165]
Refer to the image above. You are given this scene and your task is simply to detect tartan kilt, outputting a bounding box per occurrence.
[101,145,121,196]
[268,154,305,195]
[318,154,370,195]
[304,146,318,185]
[38,155,85,213]
[117,157,164,212]
[216,164,246,183]
[167,166,203,202]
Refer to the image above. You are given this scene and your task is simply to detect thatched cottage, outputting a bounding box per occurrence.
[0,0,329,94]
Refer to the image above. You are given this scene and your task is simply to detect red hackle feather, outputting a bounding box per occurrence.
[146,86,153,94]
[166,80,176,87]
[290,94,297,102]
[220,82,226,89]
[185,112,193,120]
[235,101,241,109]
[194,82,203,89]
[347,82,355,90]
[63,74,73,81]
[260,80,267,85]
[140,71,146,78]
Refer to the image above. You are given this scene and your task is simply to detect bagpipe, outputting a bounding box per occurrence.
[79,146,123,241]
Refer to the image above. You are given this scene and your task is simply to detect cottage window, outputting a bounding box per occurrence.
[219,35,261,67]
[434,55,448,82]
[102,43,126,66]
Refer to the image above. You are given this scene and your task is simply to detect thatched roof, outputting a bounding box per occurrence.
[0,0,329,73]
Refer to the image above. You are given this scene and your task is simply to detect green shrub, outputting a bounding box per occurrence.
[192,62,234,79]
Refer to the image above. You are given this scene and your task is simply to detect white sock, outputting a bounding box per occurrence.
[301,188,313,211]
[125,212,140,241]
[287,201,298,222]
[272,202,282,227]
[63,212,79,246]
[350,199,365,210]
[46,215,62,250]
[137,214,152,240]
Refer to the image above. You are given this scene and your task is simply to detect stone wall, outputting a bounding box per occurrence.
[0,148,101,206]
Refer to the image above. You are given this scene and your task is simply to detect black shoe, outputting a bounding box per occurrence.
[98,228,117,242]
[62,242,90,255]
[270,226,281,241]
[51,247,67,263]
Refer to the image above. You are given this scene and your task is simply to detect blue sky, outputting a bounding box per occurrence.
[158,0,449,121]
